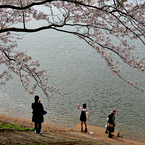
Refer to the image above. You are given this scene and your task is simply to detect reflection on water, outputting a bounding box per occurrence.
[0,21,145,142]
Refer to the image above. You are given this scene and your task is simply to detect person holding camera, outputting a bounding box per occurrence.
[78,103,87,133]
[32,95,46,134]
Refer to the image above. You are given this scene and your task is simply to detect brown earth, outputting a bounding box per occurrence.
[0,114,145,145]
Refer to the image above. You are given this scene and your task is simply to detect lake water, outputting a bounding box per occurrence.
[0,18,145,142]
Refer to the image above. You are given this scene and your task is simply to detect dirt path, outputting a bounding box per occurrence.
[0,114,145,145]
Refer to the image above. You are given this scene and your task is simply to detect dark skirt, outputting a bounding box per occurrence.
[80,111,86,122]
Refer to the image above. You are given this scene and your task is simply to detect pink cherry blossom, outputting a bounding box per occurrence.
[0,0,145,97]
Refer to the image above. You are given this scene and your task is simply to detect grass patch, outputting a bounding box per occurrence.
[0,122,35,131]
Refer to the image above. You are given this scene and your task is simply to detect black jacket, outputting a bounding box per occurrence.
[108,113,115,126]
[32,102,44,123]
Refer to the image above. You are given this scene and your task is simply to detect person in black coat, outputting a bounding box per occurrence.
[108,110,117,138]
[32,95,44,134]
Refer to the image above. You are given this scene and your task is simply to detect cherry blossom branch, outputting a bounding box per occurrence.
[110,13,145,45]
[1,0,144,42]
[0,24,63,33]
[0,21,144,75]
[0,0,54,9]
[0,0,145,95]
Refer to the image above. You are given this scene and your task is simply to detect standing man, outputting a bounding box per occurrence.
[108,110,117,138]
[32,95,44,134]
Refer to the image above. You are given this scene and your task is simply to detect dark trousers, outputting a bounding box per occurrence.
[108,126,114,137]
[109,131,112,137]
[35,122,41,134]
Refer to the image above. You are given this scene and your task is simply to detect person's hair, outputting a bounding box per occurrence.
[83,103,86,109]
[112,110,116,114]
[34,95,39,103]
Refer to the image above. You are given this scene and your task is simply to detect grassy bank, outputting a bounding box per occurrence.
[0,114,145,145]
[0,121,106,145]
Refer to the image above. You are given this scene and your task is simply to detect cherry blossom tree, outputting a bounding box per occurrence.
[0,0,145,97]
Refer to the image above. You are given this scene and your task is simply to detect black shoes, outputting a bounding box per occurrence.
[81,128,87,133]
[108,134,114,138]
[108,135,113,138]
[81,127,83,132]
[84,128,87,133]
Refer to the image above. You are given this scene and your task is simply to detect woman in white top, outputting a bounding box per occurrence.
[78,103,87,132]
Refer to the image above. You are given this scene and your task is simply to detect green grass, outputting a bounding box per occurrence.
[0,122,35,131]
